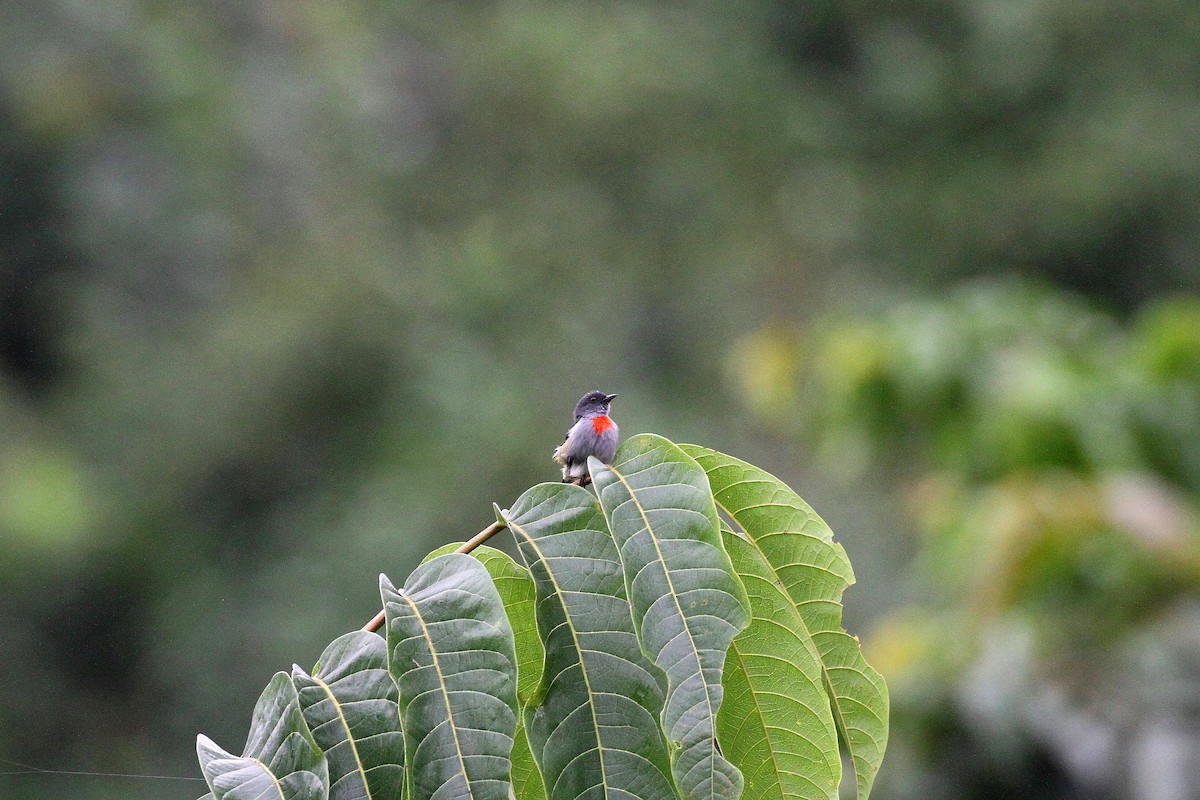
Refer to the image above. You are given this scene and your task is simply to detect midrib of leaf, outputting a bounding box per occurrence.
[505,516,611,800]
[246,755,286,800]
[818,657,855,780]
[724,643,784,793]
[715,501,860,795]
[608,462,718,796]
[396,591,471,798]
[311,674,373,800]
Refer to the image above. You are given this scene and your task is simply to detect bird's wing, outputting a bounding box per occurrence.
[552,430,569,463]
[553,420,582,464]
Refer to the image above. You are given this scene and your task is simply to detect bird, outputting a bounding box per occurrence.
[553,390,619,486]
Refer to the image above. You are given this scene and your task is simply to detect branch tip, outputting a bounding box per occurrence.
[361,519,508,633]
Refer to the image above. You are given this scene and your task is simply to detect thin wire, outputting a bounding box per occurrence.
[0,756,205,782]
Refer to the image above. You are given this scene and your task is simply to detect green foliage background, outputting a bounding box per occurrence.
[1,2,1198,799]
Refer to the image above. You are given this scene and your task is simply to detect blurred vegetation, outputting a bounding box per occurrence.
[1,2,1197,799]
[736,285,1200,798]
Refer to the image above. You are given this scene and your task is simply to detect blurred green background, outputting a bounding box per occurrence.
[2,2,1198,799]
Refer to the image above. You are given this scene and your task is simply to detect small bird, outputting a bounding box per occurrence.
[553,390,619,486]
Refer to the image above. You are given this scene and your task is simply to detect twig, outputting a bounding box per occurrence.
[361,519,508,633]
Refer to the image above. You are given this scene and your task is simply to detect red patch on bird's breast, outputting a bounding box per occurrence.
[591,415,614,435]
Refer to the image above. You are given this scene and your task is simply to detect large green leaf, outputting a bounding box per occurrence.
[292,631,404,800]
[589,434,750,800]
[423,542,544,703]
[424,542,549,800]
[679,445,889,800]
[197,672,328,800]
[381,554,519,800]
[503,482,679,800]
[719,528,840,800]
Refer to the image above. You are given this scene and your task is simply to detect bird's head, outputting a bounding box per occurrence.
[574,390,617,420]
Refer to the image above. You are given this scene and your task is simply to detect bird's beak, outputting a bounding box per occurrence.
[604,393,618,403]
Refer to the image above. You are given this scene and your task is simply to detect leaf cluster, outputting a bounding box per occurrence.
[196,434,888,800]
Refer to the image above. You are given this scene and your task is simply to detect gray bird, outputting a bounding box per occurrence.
[553,391,619,486]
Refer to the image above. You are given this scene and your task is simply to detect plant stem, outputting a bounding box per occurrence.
[361,519,508,633]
